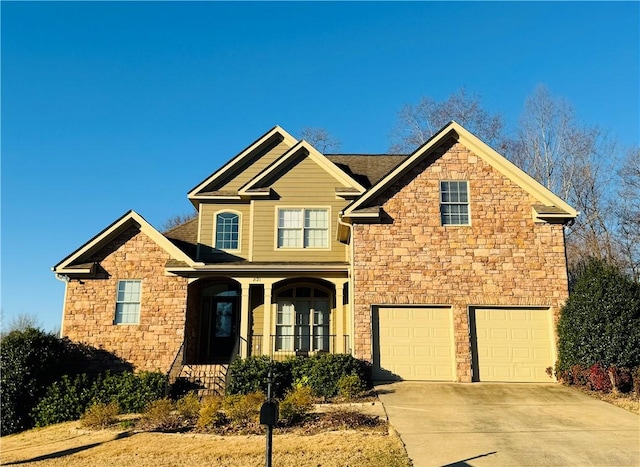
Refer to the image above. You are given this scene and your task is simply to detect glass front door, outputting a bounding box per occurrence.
[199,295,239,363]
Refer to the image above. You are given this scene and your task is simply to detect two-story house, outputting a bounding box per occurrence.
[52,122,577,385]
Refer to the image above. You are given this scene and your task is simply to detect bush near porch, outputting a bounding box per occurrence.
[226,354,372,400]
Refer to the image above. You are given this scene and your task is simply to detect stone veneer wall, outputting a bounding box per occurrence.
[352,139,570,382]
[63,226,189,373]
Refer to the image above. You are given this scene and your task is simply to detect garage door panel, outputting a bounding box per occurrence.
[511,329,529,340]
[374,307,454,381]
[474,308,554,383]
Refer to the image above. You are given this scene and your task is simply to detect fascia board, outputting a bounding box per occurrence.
[239,140,367,196]
[344,121,577,218]
[453,123,578,217]
[238,141,306,195]
[53,210,137,272]
[166,264,349,274]
[190,195,242,200]
[53,210,201,272]
[343,125,457,216]
[187,125,298,198]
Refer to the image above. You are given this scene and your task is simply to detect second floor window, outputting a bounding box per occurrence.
[215,212,239,250]
[440,181,470,225]
[277,208,329,249]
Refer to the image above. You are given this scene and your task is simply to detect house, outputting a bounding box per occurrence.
[52,122,577,385]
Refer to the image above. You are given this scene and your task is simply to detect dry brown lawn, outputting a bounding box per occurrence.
[0,421,410,467]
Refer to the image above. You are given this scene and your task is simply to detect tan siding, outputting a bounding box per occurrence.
[251,157,349,262]
[198,203,251,261]
[220,140,293,192]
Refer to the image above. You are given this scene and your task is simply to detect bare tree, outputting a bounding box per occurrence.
[1,313,41,337]
[506,85,619,267]
[299,127,341,153]
[162,211,197,231]
[614,146,640,280]
[389,88,504,152]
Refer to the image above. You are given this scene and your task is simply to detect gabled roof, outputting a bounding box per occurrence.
[163,217,199,260]
[187,125,297,201]
[238,140,366,197]
[52,210,202,275]
[326,154,409,188]
[342,121,578,221]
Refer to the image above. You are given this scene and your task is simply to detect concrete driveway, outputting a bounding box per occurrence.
[376,382,639,467]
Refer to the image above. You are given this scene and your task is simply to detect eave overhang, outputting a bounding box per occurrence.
[166,262,350,277]
[52,210,203,277]
[238,140,367,197]
[187,125,298,207]
[342,121,578,224]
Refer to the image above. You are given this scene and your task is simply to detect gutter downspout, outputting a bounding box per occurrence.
[337,216,355,355]
[53,272,70,338]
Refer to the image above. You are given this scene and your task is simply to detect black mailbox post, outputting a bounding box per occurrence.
[260,400,279,426]
[261,369,279,467]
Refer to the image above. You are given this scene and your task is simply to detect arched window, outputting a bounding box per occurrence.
[215,212,239,250]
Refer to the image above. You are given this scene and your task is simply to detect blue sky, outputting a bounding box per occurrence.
[2,1,639,332]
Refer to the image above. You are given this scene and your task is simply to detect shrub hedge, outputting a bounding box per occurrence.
[31,370,167,427]
[226,356,292,398]
[227,354,371,399]
[0,328,69,435]
[557,258,640,372]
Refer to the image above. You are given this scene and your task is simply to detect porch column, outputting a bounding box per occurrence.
[239,280,251,358]
[261,281,275,358]
[332,279,348,353]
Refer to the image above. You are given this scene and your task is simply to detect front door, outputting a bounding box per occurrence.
[199,296,239,363]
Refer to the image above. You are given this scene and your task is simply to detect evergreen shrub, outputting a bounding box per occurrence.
[557,258,640,372]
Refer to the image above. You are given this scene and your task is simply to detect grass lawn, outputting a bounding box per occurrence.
[0,420,410,466]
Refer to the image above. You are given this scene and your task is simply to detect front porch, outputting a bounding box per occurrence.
[180,272,352,366]
[168,273,351,394]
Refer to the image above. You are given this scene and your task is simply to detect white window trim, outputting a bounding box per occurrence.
[213,209,242,252]
[440,180,471,226]
[273,295,335,353]
[114,279,142,325]
[274,206,331,251]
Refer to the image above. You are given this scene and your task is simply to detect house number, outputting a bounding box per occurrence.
[253,277,262,282]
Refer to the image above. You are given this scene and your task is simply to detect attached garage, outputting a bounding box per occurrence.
[373,306,455,381]
[471,307,555,382]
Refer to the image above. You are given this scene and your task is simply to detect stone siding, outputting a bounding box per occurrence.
[352,140,569,382]
[63,226,188,373]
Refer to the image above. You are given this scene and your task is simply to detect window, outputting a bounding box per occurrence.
[215,212,239,250]
[277,208,329,248]
[440,181,470,225]
[115,280,141,324]
[276,287,330,352]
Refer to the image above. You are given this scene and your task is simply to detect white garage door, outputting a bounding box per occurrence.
[474,307,554,382]
[374,306,455,381]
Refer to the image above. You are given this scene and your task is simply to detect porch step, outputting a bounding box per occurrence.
[177,364,228,397]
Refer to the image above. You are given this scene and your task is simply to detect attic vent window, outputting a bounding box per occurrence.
[440,181,470,225]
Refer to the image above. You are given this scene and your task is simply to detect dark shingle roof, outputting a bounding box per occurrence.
[326,155,409,188]
[163,218,198,259]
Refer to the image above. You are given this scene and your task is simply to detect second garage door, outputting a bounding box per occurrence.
[373,306,455,381]
[473,307,555,382]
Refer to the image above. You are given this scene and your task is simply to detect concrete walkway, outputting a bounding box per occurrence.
[376,382,640,467]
